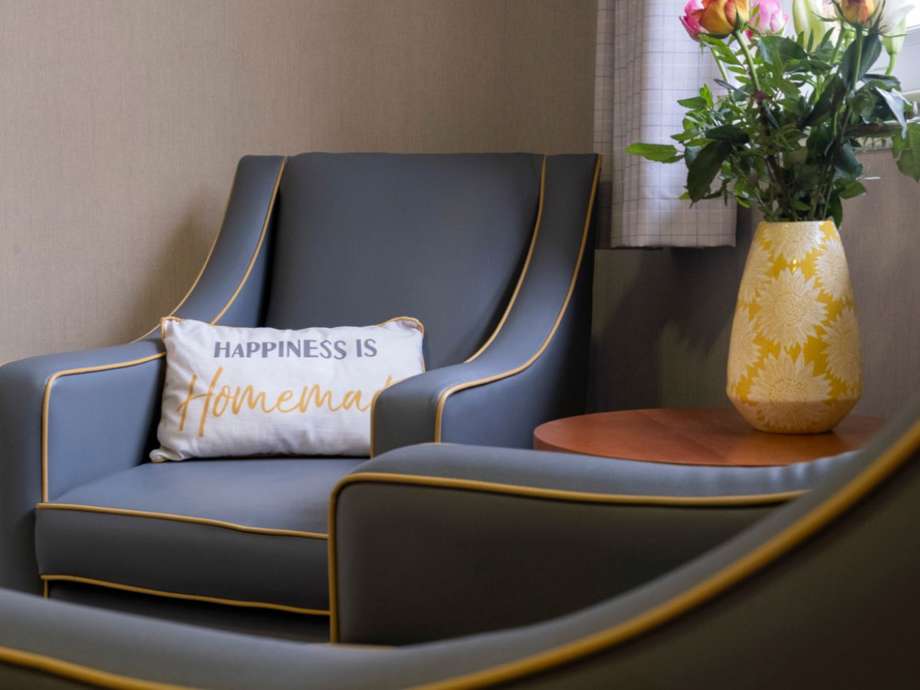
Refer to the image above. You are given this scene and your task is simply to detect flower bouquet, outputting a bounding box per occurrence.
[628,1,920,433]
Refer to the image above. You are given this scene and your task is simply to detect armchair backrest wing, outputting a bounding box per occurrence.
[264,153,552,368]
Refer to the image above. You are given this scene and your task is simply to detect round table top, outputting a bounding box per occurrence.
[533,408,884,467]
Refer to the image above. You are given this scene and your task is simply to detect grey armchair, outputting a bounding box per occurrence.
[0,153,600,634]
[0,396,916,689]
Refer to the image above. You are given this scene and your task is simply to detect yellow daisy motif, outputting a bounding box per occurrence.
[754,269,825,347]
[762,222,825,262]
[728,221,861,434]
[737,244,773,304]
[747,352,833,431]
[824,306,862,390]
[814,237,852,300]
[727,308,759,390]
[748,351,831,402]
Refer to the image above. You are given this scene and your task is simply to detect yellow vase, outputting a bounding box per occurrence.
[727,220,862,433]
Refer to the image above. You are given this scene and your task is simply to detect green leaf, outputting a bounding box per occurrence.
[874,87,908,135]
[700,34,741,65]
[678,96,707,110]
[757,36,807,66]
[687,141,733,202]
[894,123,920,181]
[704,125,750,144]
[784,148,808,167]
[841,33,882,88]
[828,193,844,228]
[802,75,846,127]
[807,123,834,158]
[839,180,866,199]
[625,143,682,163]
[700,83,714,109]
[864,73,901,90]
[835,143,863,178]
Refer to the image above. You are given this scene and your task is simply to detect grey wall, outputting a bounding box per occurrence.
[591,151,920,420]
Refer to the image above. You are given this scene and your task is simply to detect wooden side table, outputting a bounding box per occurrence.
[533,408,883,467]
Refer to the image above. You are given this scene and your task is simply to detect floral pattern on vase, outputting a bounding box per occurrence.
[727,220,862,433]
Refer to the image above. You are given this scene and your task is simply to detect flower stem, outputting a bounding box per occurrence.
[734,30,762,93]
[733,29,789,217]
[851,27,863,89]
[886,51,897,76]
[714,53,730,83]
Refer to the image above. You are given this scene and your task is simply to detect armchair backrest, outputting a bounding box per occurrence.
[263,153,587,369]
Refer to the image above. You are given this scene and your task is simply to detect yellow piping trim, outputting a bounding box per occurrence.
[408,420,920,690]
[40,158,285,558]
[10,426,917,689]
[367,158,546,457]
[36,503,327,540]
[42,581,48,598]
[0,644,194,690]
[327,468,799,642]
[131,200,226,343]
[41,575,329,618]
[41,354,165,503]
[380,315,425,335]
[327,493,342,641]
[433,156,601,443]
[333,473,802,508]
[465,156,547,363]
[208,157,286,325]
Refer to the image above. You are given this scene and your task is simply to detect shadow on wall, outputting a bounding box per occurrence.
[589,214,753,413]
[121,190,218,344]
[591,152,920,421]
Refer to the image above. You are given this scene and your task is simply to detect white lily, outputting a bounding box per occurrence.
[878,0,916,33]
[879,0,918,66]
[792,0,839,44]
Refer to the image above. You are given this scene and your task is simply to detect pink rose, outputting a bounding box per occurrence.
[749,0,788,34]
[680,0,706,40]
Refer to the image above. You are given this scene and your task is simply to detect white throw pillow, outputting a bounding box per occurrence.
[150,317,425,461]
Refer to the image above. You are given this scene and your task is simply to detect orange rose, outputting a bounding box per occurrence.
[698,0,751,36]
[838,0,877,25]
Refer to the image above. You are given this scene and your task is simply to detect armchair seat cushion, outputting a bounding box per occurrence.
[35,458,363,616]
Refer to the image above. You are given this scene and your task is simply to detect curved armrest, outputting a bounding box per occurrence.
[330,443,857,644]
[372,154,600,455]
[0,155,286,594]
[0,587,393,690]
[0,341,163,591]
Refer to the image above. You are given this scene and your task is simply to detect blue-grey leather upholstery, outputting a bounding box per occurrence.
[372,155,597,453]
[0,153,598,631]
[331,444,859,644]
[266,153,543,369]
[0,397,915,689]
[35,458,361,615]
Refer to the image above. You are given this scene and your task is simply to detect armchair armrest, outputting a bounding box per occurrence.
[330,443,856,645]
[0,341,163,592]
[371,154,601,455]
[0,155,286,593]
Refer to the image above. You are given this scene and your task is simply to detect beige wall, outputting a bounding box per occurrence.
[591,152,920,419]
[0,0,596,364]
[5,2,915,420]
